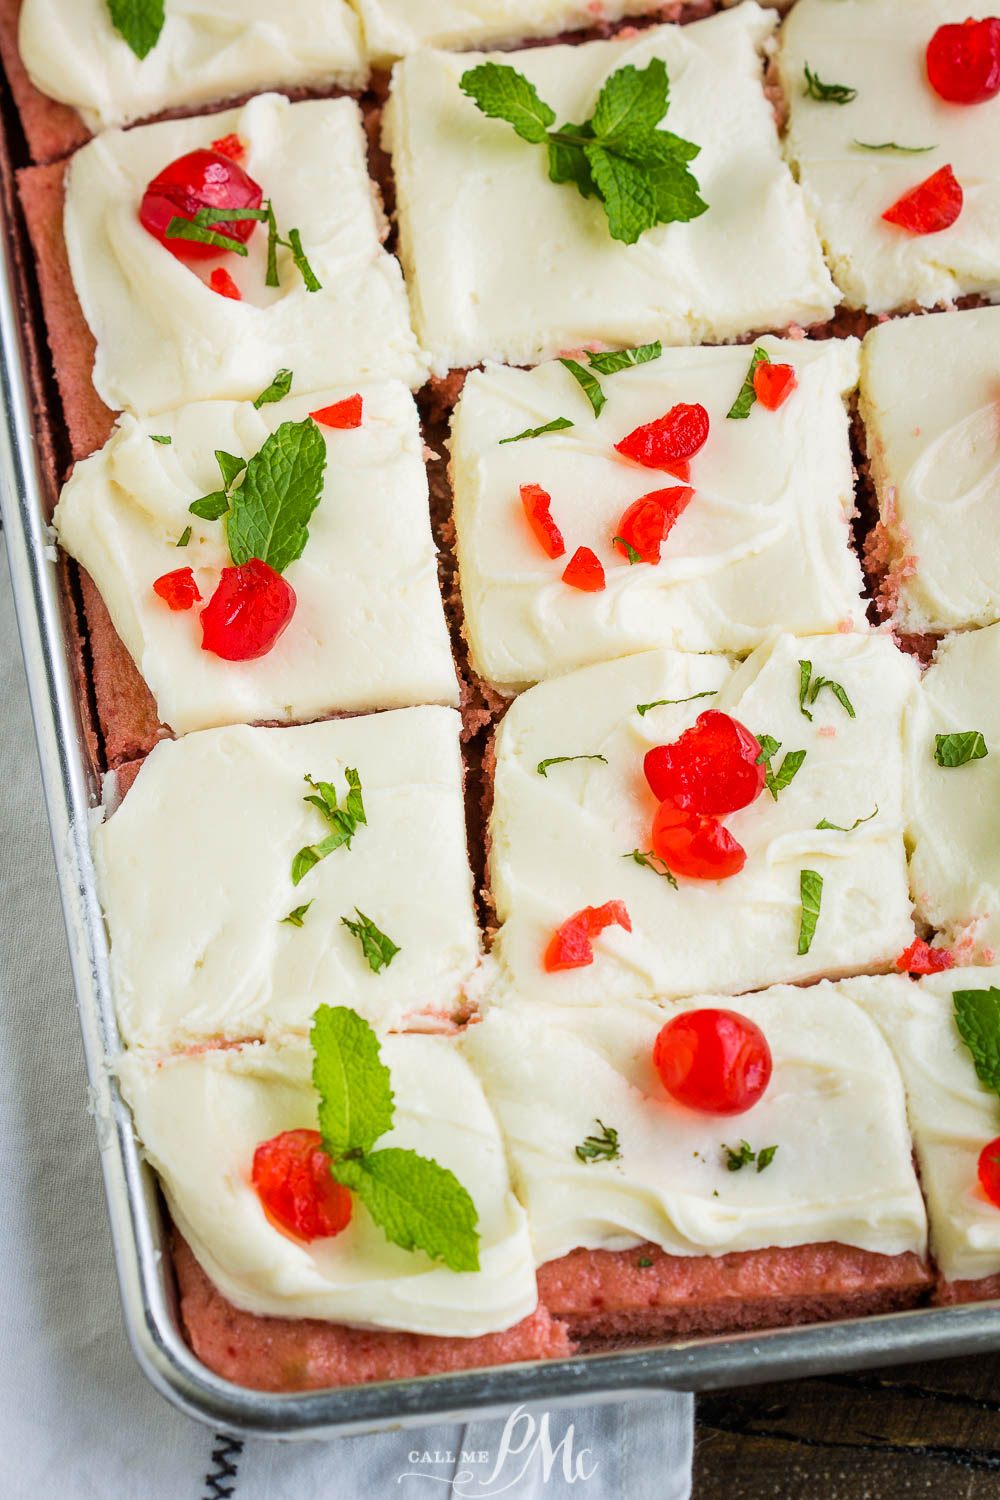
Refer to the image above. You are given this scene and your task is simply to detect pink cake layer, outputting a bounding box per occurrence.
[934,1273,1000,1306]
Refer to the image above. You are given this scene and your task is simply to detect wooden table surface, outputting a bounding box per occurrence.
[692,1352,1000,1497]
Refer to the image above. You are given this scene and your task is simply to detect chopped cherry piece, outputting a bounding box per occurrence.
[520,483,565,559]
[140,148,264,262]
[614,486,695,564]
[562,545,605,591]
[310,394,363,429]
[927,18,1000,104]
[644,711,765,815]
[252,1129,353,1241]
[211,133,247,162]
[882,165,963,235]
[651,798,747,881]
[895,938,955,975]
[153,567,201,611]
[653,1008,772,1115]
[209,266,242,300]
[614,403,710,471]
[200,558,295,660]
[753,362,797,411]
[979,1136,1000,1208]
[544,900,632,972]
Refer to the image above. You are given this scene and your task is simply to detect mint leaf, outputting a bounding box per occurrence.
[165,207,266,256]
[853,140,935,153]
[150,434,171,445]
[953,988,1000,1098]
[287,228,322,292]
[810,674,856,719]
[756,1145,778,1172]
[590,58,669,141]
[107,0,165,59]
[226,418,326,575]
[727,347,770,420]
[798,659,814,721]
[337,1148,480,1272]
[291,769,365,884]
[574,1119,620,1164]
[586,341,662,375]
[253,369,293,409]
[798,869,823,955]
[559,357,606,417]
[816,806,878,832]
[756,736,806,800]
[803,64,857,104]
[536,754,608,777]
[460,62,555,144]
[499,417,575,444]
[175,526,191,548]
[188,491,229,521]
[614,535,642,565]
[341,909,400,974]
[585,139,706,245]
[623,848,678,888]
[262,201,321,292]
[311,1004,394,1157]
[722,1140,755,1171]
[636,691,716,716]
[935,731,988,768]
[281,901,313,927]
[547,123,598,199]
[216,450,245,487]
[343,767,366,828]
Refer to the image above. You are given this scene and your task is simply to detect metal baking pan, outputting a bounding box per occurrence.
[5,127,1000,1447]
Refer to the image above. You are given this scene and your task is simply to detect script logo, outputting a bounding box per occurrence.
[400,1405,599,1496]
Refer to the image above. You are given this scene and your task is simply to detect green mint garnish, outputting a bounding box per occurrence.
[281,901,313,928]
[798,869,823,955]
[175,526,191,548]
[727,347,770,420]
[803,63,857,105]
[215,449,246,487]
[798,660,855,722]
[107,0,165,60]
[953,988,1000,1098]
[309,1006,480,1272]
[756,734,806,800]
[722,1140,754,1171]
[636,691,716,716]
[816,807,878,833]
[623,849,679,888]
[226,418,326,574]
[265,200,322,293]
[853,140,935,153]
[638,1256,653,1268]
[585,341,662,375]
[574,1119,621,1164]
[499,417,575,444]
[341,909,400,974]
[189,491,230,521]
[935,731,988,768]
[291,768,366,885]
[165,204,268,255]
[253,368,294,409]
[559,357,606,417]
[536,754,609,777]
[614,535,642,565]
[150,434,171,445]
[756,1145,778,1172]
[460,58,706,245]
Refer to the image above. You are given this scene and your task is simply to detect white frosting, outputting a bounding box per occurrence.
[778,0,1000,313]
[53,383,458,735]
[384,7,837,375]
[356,0,671,64]
[117,1036,537,1333]
[488,633,917,1007]
[859,306,1000,634]
[64,94,427,421]
[94,711,483,1049]
[461,985,927,1264]
[905,623,1000,959]
[851,968,1000,1284]
[18,0,366,133]
[452,337,865,690]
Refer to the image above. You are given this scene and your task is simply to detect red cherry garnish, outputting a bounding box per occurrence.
[252,1129,353,1241]
[521,482,565,559]
[140,148,264,262]
[653,1008,772,1115]
[209,267,242,301]
[211,133,247,163]
[562,545,605,591]
[153,567,201,611]
[644,711,765,816]
[544,900,631,972]
[882,165,963,235]
[927,18,1000,104]
[613,486,694,564]
[614,404,710,471]
[200,558,296,660]
[650,798,747,881]
[979,1136,1000,1208]
[895,938,955,975]
[310,395,363,430]
[753,362,797,411]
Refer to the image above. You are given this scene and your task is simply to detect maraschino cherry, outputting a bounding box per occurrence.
[140,147,264,262]
[252,1129,352,1241]
[200,558,295,660]
[653,1009,772,1115]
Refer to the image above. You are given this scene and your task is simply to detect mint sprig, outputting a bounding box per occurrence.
[798,869,823,955]
[756,734,806,800]
[953,989,1000,1098]
[107,0,164,59]
[727,347,770,420]
[292,769,366,885]
[499,417,575,444]
[341,909,400,974]
[935,731,988,768]
[798,660,855,722]
[636,691,716,716]
[722,1140,778,1173]
[816,807,878,833]
[227,418,326,575]
[586,341,662,375]
[310,1005,480,1271]
[460,58,706,245]
[281,901,313,928]
[574,1119,621,1164]
[265,201,322,292]
[165,204,269,256]
[803,64,857,105]
[559,358,606,417]
[536,754,608,777]
[623,848,678,888]
[253,369,293,409]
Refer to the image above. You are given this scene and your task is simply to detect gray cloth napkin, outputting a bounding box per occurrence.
[0,536,693,1499]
